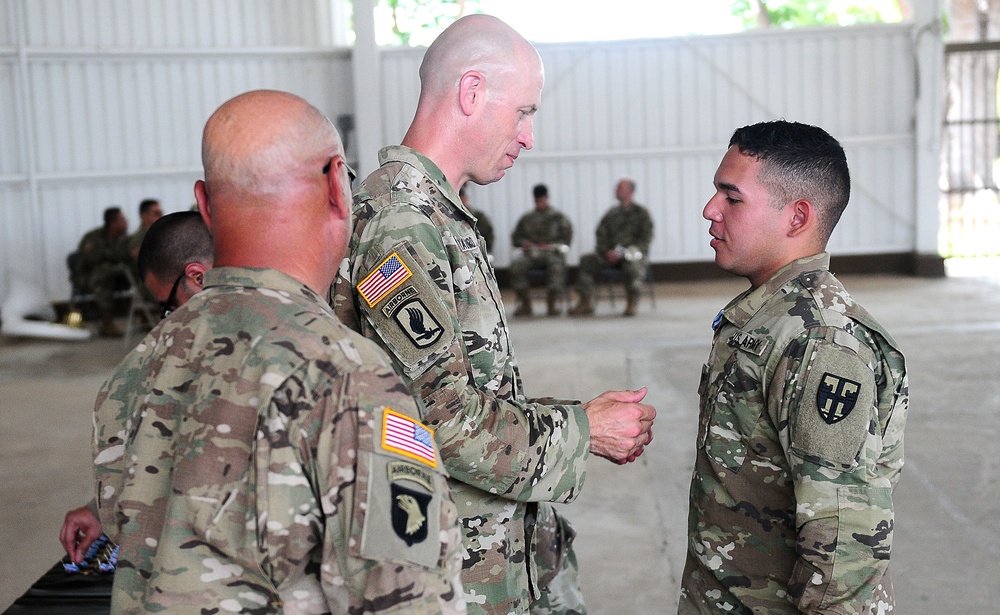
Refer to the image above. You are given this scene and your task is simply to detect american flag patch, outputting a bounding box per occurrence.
[358,253,412,307]
[382,409,437,467]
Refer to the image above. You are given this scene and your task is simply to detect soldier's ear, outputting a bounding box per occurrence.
[458,70,484,117]
[194,180,212,230]
[787,199,813,238]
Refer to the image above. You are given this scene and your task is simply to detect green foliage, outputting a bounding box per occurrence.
[377,0,481,46]
[730,0,903,29]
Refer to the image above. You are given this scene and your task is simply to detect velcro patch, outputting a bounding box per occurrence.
[455,234,480,252]
[358,252,412,307]
[791,338,875,470]
[382,409,438,468]
[356,245,455,375]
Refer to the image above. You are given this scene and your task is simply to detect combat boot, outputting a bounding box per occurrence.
[623,291,639,317]
[514,289,533,317]
[569,294,593,316]
[547,291,561,317]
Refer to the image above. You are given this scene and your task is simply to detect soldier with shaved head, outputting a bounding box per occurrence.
[331,14,656,615]
[93,90,464,614]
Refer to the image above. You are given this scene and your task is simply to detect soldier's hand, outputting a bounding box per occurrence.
[583,387,655,464]
[60,505,103,563]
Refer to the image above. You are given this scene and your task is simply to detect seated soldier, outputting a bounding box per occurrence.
[571,178,654,317]
[71,206,130,336]
[508,184,573,317]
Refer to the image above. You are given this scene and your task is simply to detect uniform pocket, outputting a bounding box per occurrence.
[701,358,763,473]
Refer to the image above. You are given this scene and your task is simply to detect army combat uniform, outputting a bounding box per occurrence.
[94,267,464,614]
[508,207,574,295]
[575,203,653,299]
[679,253,909,614]
[331,146,590,615]
[73,225,130,320]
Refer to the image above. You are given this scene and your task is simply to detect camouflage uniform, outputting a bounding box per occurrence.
[508,208,574,294]
[679,253,909,614]
[575,204,653,298]
[73,226,130,315]
[330,146,590,615]
[94,266,464,614]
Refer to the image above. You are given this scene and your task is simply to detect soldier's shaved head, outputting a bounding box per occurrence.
[403,14,544,190]
[195,89,353,294]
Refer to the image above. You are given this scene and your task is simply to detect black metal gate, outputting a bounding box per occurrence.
[942,41,1000,257]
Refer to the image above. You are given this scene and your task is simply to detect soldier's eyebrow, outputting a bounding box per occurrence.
[718,182,741,193]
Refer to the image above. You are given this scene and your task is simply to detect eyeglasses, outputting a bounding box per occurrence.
[323,156,357,187]
[159,271,185,320]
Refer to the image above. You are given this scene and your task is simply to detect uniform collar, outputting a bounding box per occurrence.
[377,145,468,215]
[203,267,327,305]
[715,252,830,330]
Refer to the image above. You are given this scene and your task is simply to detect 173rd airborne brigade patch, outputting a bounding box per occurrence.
[356,249,452,375]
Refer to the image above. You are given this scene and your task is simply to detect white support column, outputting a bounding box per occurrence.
[350,0,383,178]
[912,0,947,275]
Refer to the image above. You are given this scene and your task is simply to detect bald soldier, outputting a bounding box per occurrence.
[331,15,655,615]
[93,90,464,614]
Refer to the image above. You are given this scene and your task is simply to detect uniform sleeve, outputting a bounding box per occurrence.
[275,359,464,615]
[92,374,129,535]
[636,209,654,252]
[594,212,614,255]
[332,204,589,505]
[558,213,573,246]
[771,327,897,613]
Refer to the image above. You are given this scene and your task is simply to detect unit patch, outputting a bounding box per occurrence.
[816,372,861,424]
[391,483,430,545]
[382,409,438,467]
[358,253,412,307]
[391,297,444,349]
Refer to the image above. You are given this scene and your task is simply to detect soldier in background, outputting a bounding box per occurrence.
[508,183,573,317]
[93,90,464,613]
[679,120,908,614]
[331,14,655,615]
[570,178,653,317]
[71,206,130,336]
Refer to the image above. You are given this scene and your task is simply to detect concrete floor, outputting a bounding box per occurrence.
[2,272,999,613]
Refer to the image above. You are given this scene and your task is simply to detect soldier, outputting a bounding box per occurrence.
[62,211,213,565]
[330,14,655,615]
[679,120,909,614]
[72,206,130,336]
[508,184,574,317]
[126,198,164,263]
[93,90,464,614]
[570,178,654,317]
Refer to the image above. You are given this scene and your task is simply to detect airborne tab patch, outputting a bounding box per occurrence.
[382,409,438,467]
[816,372,861,424]
[358,253,412,307]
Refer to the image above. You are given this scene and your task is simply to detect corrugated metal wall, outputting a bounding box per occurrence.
[0,0,921,303]
[0,0,353,303]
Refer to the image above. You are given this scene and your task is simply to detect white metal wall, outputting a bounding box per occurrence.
[0,0,353,303]
[1,1,924,303]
